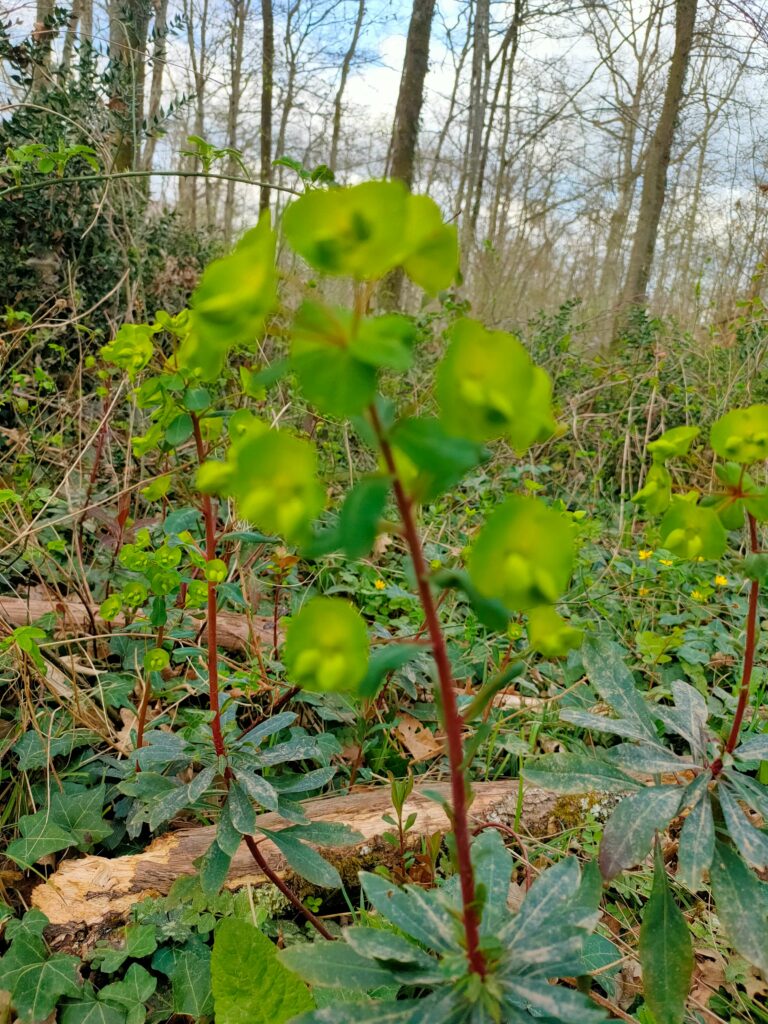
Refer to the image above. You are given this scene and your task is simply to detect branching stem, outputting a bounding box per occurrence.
[369,404,486,978]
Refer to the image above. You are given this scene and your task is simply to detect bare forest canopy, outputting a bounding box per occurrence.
[3,0,768,334]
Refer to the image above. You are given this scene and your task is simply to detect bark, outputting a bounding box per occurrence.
[141,0,169,172]
[32,781,576,951]
[108,0,152,171]
[329,0,365,175]
[618,0,698,313]
[388,0,436,187]
[461,0,490,245]
[59,0,80,83]
[31,0,56,93]
[381,0,436,308]
[223,0,250,242]
[183,0,210,228]
[273,0,300,176]
[259,0,275,214]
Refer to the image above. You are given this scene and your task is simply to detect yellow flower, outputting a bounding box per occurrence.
[374,579,386,590]
[659,558,673,566]
[638,586,650,596]
[638,549,653,560]
[691,589,707,602]
[715,575,728,587]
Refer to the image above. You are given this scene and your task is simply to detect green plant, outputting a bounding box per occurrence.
[526,417,768,1020]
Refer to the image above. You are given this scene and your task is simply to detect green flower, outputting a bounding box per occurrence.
[632,463,672,515]
[527,606,583,658]
[99,595,122,622]
[710,405,768,464]
[283,598,369,693]
[468,496,574,612]
[659,499,727,560]
[204,559,228,583]
[144,648,170,672]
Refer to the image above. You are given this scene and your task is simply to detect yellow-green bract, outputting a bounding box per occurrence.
[710,405,768,465]
[282,180,458,291]
[435,318,557,450]
[197,428,325,545]
[527,606,583,657]
[101,323,158,378]
[468,495,574,611]
[179,214,277,379]
[283,597,369,693]
[633,462,672,514]
[659,498,727,560]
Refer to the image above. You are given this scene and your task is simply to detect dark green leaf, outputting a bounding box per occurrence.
[639,843,693,1024]
[599,787,682,879]
[524,753,640,794]
[390,416,486,502]
[260,829,341,887]
[279,941,397,991]
[358,644,426,698]
[719,784,768,871]
[710,843,768,976]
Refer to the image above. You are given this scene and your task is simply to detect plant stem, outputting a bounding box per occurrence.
[369,405,486,978]
[135,624,164,762]
[191,413,226,758]
[243,835,334,940]
[712,512,759,775]
[190,414,330,939]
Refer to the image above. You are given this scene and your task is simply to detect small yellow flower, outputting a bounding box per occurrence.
[430,558,442,570]
[638,586,650,596]
[715,575,728,587]
[691,589,707,602]
[638,549,653,560]
[374,579,386,590]
[659,558,673,567]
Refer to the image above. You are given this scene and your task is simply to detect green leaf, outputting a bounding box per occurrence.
[335,476,390,559]
[283,598,369,694]
[581,637,657,735]
[234,768,279,811]
[5,813,74,868]
[639,842,693,1024]
[164,413,193,448]
[259,828,341,888]
[523,753,640,794]
[279,940,397,991]
[290,302,377,416]
[0,939,81,1022]
[436,318,556,449]
[632,462,672,515]
[677,791,714,891]
[351,314,417,371]
[400,193,459,293]
[647,425,700,461]
[468,495,574,612]
[226,781,257,835]
[526,606,583,657]
[212,919,314,1023]
[343,928,436,970]
[60,992,126,1024]
[48,786,112,849]
[358,643,426,698]
[431,568,509,631]
[733,733,768,761]
[169,948,213,1017]
[719,784,768,871]
[599,787,682,880]
[359,873,456,953]
[504,978,605,1024]
[99,964,156,1009]
[710,843,768,976]
[471,828,513,936]
[390,416,486,503]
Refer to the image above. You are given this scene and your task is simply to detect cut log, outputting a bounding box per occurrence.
[33,781,577,952]
[0,595,273,653]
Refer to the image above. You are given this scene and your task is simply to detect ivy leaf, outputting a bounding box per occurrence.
[599,787,683,880]
[4,813,74,868]
[212,919,314,1023]
[639,843,693,1024]
[0,932,81,1022]
[49,785,112,848]
[169,947,214,1017]
[60,991,126,1024]
[710,843,768,976]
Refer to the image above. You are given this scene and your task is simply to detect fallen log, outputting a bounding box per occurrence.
[32,781,579,953]
[0,595,273,653]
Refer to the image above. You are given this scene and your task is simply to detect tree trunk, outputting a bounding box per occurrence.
[222,0,249,242]
[461,0,490,246]
[31,0,56,93]
[141,0,169,172]
[108,0,151,172]
[388,0,436,187]
[329,0,365,176]
[618,0,698,315]
[259,0,275,214]
[381,0,436,308]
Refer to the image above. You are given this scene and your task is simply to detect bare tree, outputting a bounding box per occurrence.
[329,0,365,175]
[260,0,275,213]
[619,0,698,313]
[388,0,437,187]
[109,0,152,171]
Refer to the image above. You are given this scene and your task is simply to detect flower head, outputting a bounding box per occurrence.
[659,558,673,567]
[374,579,386,591]
[715,574,728,587]
[638,549,653,560]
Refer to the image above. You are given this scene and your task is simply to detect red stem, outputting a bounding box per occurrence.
[192,413,226,758]
[712,512,760,775]
[369,405,486,978]
[190,413,329,939]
